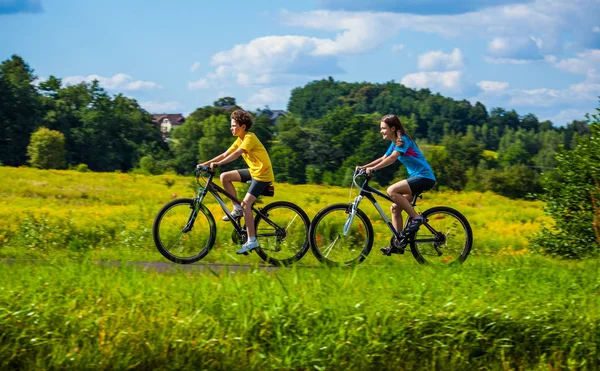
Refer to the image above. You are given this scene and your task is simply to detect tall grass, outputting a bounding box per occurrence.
[0,167,549,263]
[0,256,597,370]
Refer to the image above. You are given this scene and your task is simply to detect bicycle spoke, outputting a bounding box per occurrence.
[323,235,340,258]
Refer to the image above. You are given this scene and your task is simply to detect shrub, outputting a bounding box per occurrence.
[531,104,600,258]
[27,127,66,169]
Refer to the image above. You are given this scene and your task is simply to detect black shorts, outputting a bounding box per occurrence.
[407,177,436,195]
[236,169,272,198]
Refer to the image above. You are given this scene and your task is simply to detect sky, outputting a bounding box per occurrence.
[1,0,599,126]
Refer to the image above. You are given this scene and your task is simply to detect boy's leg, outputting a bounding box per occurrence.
[236,193,258,254]
[241,193,257,238]
[220,170,242,209]
[236,179,271,254]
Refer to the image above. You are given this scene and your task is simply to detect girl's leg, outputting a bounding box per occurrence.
[387,180,418,219]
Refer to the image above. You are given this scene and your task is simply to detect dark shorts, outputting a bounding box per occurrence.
[237,169,272,198]
[407,177,436,195]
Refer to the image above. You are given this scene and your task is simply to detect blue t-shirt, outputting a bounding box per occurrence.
[385,135,436,181]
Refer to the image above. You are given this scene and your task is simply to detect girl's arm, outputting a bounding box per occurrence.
[366,151,401,175]
[357,154,387,170]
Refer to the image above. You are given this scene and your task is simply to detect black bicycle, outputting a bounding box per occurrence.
[153,166,310,266]
[309,169,473,266]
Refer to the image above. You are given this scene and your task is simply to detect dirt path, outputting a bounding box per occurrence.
[0,259,296,274]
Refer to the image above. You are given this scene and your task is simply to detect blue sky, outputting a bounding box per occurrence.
[1,0,599,126]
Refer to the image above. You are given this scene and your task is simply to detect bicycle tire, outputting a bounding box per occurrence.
[254,201,311,267]
[309,203,374,266]
[409,206,473,265]
[153,198,217,264]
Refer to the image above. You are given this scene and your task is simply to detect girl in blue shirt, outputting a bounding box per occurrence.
[356,114,436,254]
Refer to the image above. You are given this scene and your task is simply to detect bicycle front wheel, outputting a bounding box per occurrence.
[410,206,473,265]
[309,203,374,266]
[254,201,311,266]
[153,198,217,264]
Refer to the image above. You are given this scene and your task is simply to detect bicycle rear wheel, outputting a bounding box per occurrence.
[254,201,311,266]
[410,206,472,265]
[309,203,374,266]
[153,198,216,264]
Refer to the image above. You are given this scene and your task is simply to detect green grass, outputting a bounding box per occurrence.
[0,167,548,264]
[0,256,598,370]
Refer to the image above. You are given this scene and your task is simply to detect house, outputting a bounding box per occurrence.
[151,114,185,134]
[256,109,287,121]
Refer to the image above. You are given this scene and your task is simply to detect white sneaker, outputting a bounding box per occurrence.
[237,239,259,254]
[222,208,243,221]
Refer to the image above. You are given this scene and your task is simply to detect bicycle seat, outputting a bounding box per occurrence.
[261,185,275,197]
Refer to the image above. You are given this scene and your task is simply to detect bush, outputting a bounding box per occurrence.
[75,163,90,172]
[27,127,66,169]
[531,105,600,258]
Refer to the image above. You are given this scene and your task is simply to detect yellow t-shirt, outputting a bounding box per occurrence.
[227,132,274,182]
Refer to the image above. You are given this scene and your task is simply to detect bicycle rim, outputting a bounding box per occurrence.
[310,204,373,266]
[410,207,472,265]
[154,199,215,264]
[255,202,310,266]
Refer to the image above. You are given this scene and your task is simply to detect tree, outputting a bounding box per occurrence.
[0,55,42,166]
[531,103,600,258]
[27,127,66,169]
[213,97,237,107]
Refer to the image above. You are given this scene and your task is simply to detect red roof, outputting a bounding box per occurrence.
[151,114,185,124]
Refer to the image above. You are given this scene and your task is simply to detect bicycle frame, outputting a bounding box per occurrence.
[193,169,283,240]
[350,172,439,244]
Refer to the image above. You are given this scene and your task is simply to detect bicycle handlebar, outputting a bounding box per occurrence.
[195,165,215,176]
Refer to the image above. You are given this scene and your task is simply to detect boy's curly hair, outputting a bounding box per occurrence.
[231,109,253,131]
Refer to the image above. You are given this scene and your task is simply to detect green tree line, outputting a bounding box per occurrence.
[0,55,593,198]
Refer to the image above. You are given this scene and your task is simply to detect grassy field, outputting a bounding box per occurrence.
[1,167,597,370]
[0,257,598,370]
[0,167,548,263]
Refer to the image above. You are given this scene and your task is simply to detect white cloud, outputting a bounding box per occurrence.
[486,37,543,61]
[550,49,600,77]
[400,48,466,93]
[594,26,600,33]
[188,78,210,90]
[63,73,162,91]
[140,101,183,113]
[191,35,344,90]
[543,109,591,126]
[282,0,600,61]
[473,77,600,111]
[391,44,405,53]
[418,48,464,71]
[483,56,533,64]
[401,71,464,92]
[477,80,510,94]
[240,87,291,110]
[190,62,201,72]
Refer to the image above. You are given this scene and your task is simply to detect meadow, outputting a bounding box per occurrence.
[0,167,598,370]
[0,167,547,263]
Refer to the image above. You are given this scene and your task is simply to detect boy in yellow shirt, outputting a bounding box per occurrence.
[198,109,275,254]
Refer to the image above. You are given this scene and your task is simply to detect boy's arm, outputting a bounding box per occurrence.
[210,148,245,169]
[199,152,228,167]
[366,151,400,174]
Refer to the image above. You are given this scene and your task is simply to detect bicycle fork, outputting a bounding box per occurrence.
[344,195,362,236]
